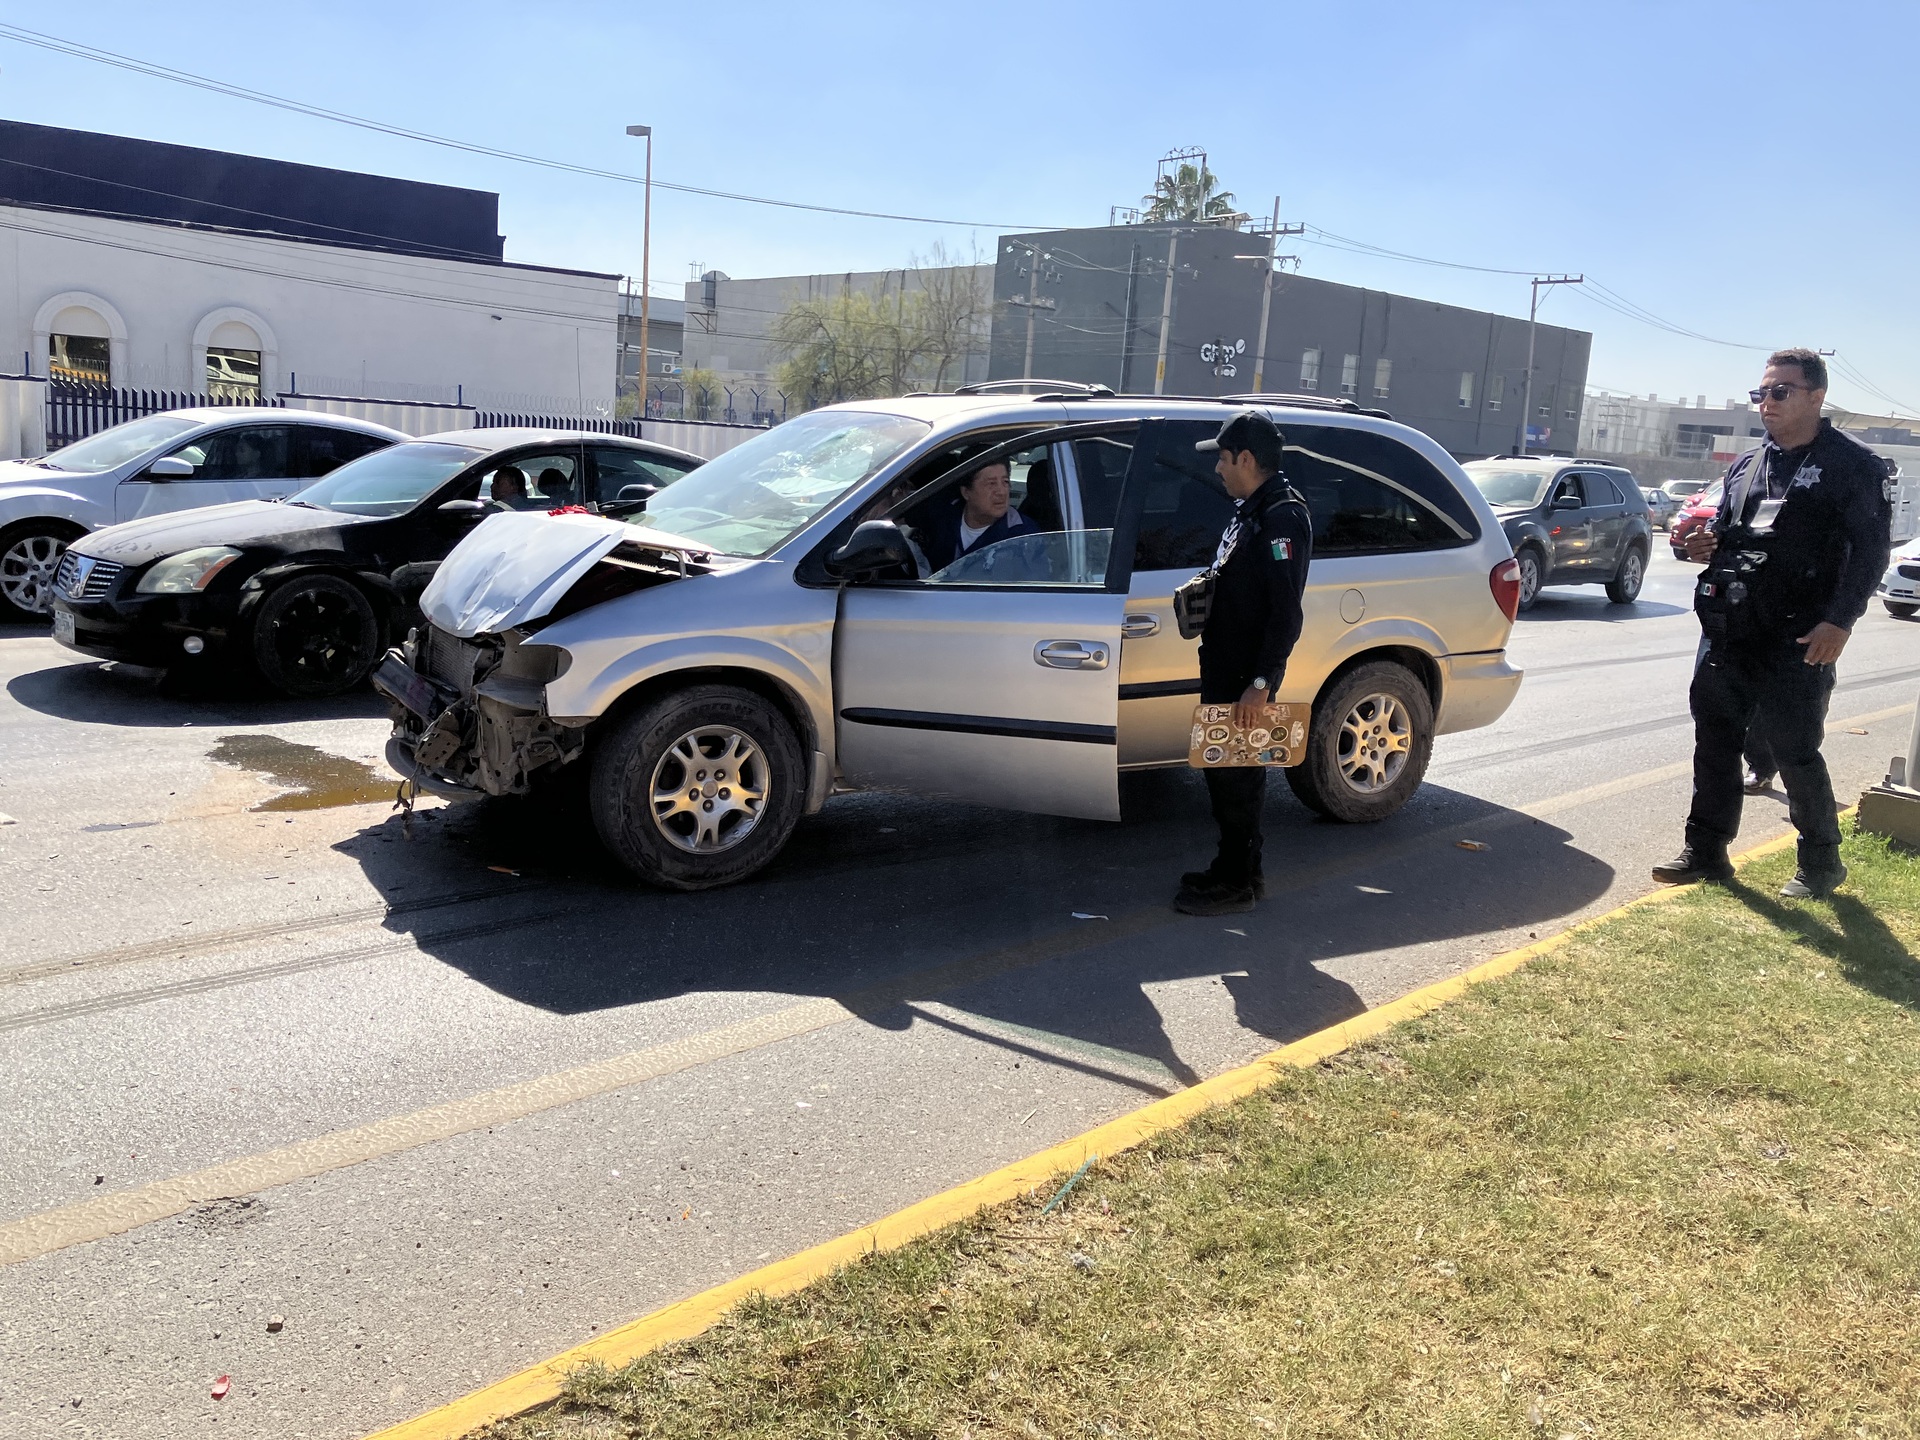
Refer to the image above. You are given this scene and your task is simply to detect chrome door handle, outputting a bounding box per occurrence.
[1033,639,1110,670]
[1121,613,1161,639]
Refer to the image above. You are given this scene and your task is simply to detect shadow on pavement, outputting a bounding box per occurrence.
[332,767,1616,1091]
[1520,593,1688,622]
[4,657,384,727]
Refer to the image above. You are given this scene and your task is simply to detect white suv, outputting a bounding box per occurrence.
[378,387,1524,889]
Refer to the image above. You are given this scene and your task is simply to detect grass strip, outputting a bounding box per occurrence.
[483,825,1920,1439]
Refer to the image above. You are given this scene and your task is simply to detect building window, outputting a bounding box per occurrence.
[1458,371,1474,408]
[50,334,111,387]
[1488,375,1503,411]
[1373,358,1392,399]
[205,347,262,402]
[1340,353,1359,396]
[1299,347,1320,390]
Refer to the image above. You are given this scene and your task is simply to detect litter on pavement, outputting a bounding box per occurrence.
[1456,840,1491,851]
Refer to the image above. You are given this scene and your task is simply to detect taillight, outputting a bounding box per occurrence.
[1490,558,1522,621]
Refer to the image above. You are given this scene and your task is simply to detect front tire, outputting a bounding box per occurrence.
[1606,544,1647,604]
[1886,600,1919,619]
[250,573,381,697]
[1514,548,1544,611]
[0,520,82,622]
[590,684,806,890]
[1285,661,1434,824]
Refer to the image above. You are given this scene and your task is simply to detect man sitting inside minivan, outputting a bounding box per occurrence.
[920,459,1043,573]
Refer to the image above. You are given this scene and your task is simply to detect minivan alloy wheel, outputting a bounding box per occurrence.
[0,529,67,617]
[1336,692,1412,794]
[650,726,768,853]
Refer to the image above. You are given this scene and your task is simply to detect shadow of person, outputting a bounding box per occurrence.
[6,657,385,727]
[333,768,1615,1093]
[1723,879,1920,1013]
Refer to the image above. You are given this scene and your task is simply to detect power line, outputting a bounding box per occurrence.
[0,22,1063,231]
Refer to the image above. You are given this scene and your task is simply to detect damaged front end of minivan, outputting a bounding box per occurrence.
[374,512,716,798]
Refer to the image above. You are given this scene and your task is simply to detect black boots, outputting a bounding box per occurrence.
[1650,845,1735,885]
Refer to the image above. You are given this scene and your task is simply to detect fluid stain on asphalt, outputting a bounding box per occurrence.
[210,735,395,811]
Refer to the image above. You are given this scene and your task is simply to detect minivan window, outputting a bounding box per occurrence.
[1287,427,1476,556]
[641,410,929,558]
[38,415,200,473]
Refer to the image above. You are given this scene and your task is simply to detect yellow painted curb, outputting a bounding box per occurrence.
[366,820,1817,1440]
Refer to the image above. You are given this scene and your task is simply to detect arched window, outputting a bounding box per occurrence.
[33,293,127,388]
[192,308,279,401]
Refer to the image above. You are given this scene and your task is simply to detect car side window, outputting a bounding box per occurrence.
[1283,425,1476,556]
[480,450,582,509]
[168,425,293,480]
[298,428,391,478]
[1130,422,1235,572]
[1585,473,1623,506]
[591,446,699,504]
[1550,474,1585,508]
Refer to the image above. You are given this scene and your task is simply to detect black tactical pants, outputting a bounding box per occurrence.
[1200,671,1265,885]
[1695,636,1778,778]
[1686,642,1841,871]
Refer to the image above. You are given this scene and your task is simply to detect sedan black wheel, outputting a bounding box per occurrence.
[0,521,79,621]
[250,574,381,697]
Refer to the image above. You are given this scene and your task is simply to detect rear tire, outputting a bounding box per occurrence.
[1285,661,1434,824]
[0,519,83,622]
[251,573,382,697]
[1606,544,1647,604]
[590,684,806,890]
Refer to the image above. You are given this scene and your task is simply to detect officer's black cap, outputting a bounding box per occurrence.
[1196,412,1284,470]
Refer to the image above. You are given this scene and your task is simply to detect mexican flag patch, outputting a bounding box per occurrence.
[1270,538,1293,561]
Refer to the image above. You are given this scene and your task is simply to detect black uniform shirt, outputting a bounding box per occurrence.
[1198,473,1314,691]
[1710,418,1892,637]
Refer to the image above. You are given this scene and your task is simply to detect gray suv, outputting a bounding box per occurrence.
[378,387,1526,889]
[1460,457,1653,610]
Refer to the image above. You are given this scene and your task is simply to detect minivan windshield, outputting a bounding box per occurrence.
[1465,466,1551,509]
[37,415,200,473]
[640,410,930,557]
[290,441,487,517]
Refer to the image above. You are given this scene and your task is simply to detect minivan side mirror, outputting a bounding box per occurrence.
[826,520,918,583]
[144,456,195,480]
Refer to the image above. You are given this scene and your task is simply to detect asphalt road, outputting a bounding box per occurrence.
[2,546,1916,1439]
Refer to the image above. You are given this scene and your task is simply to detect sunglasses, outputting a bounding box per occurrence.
[1750,383,1812,403]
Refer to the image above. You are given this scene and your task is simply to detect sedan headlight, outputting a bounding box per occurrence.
[137,546,244,594]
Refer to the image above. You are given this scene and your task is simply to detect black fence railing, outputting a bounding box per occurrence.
[47,383,276,449]
[473,412,642,436]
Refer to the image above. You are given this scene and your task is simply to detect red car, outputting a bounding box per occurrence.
[1669,479,1723,559]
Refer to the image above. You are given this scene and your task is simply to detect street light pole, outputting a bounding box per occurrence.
[1519,274,1581,455]
[626,124,653,419]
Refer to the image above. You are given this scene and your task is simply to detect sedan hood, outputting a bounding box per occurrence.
[71,500,372,565]
[420,511,714,638]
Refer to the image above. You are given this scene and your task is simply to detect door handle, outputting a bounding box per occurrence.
[1034,639,1110,670]
[1121,613,1161,638]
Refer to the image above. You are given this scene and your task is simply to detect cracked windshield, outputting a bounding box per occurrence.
[5,6,1917,1439]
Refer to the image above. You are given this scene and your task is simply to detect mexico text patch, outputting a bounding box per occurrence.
[1270,538,1293,561]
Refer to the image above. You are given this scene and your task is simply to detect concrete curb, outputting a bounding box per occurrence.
[365,823,1810,1440]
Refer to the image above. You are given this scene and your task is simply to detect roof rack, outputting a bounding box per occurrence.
[948,379,1116,398]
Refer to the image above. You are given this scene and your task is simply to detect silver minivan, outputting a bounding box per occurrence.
[378,389,1524,889]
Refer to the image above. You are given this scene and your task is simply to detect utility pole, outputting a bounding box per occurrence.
[1519,274,1581,455]
[1152,232,1179,396]
[626,125,653,417]
[1245,197,1305,394]
[1004,242,1056,380]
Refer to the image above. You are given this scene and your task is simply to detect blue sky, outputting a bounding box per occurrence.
[4,0,1915,414]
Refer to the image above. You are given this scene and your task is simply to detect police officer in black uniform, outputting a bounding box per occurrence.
[1654,348,1892,898]
[1176,413,1314,916]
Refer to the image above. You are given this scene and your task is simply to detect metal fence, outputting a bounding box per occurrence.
[46,383,278,449]
[644,383,787,427]
[473,411,642,436]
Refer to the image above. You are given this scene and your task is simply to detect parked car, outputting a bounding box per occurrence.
[1877,537,1920,618]
[0,409,407,621]
[377,388,1526,891]
[1669,480,1723,559]
[49,429,703,696]
[1458,457,1653,610]
[1661,478,1712,502]
[1641,486,1679,530]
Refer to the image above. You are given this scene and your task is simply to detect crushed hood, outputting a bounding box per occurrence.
[420,511,713,637]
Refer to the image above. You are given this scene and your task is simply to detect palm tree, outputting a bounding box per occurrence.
[1141,161,1239,223]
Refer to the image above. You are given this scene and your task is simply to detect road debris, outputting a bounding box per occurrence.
[1070,912,1109,921]
[1456,840,1490,851]
[0,813,16,825]
[1040,1155,1098,1216]
[488,865,520,876]
[266,1315,284,1333]
[1070,1251,1095,1272]
[210,1376,231,1400]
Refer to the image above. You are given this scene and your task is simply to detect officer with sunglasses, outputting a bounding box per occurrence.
[1653,348,1892,898]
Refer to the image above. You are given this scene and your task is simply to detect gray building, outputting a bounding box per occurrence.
[616,289,685,410]
[988,223,1591,458]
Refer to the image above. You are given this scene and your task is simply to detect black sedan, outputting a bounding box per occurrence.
[48,428,703,696]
